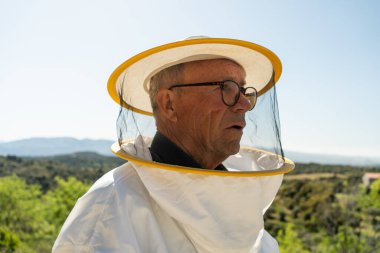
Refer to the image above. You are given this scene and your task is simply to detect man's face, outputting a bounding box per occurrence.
[174,59,250,158]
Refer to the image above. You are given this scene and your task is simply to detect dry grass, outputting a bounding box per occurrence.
[284,173,347,180]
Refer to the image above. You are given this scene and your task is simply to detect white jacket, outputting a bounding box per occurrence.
[53,138,288,253]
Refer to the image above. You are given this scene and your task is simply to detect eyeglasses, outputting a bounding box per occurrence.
[169,80,257,110]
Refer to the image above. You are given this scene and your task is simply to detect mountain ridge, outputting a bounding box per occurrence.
[1,137,379,167]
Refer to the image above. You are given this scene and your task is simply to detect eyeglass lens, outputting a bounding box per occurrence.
[221,81,257,110]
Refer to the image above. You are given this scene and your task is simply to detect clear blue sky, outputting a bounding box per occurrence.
[1,0,379,157]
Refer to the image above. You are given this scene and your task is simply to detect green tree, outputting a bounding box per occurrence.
[0,226,20,253]
[360,178,380,209]
[43,177,90,236]
[277,223,309,253]
[0,175,52,253]
[357,179,380,252]
[316,226,366,253]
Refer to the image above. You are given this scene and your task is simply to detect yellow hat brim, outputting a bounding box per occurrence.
[108,37,282,116]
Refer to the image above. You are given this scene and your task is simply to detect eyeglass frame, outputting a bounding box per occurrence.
[168,80,258,110]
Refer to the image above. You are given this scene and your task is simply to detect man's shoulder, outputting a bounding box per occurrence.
[84,161,151,202]
[87,162,137,192]
[53,162,151,252]
[72,161,150,211]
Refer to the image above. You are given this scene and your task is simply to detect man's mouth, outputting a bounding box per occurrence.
[227,122,246,130]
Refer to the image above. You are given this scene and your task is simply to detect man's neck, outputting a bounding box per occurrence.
[157,129,227,170]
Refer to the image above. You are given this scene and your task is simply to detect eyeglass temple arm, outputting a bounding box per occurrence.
[169,82,223,90]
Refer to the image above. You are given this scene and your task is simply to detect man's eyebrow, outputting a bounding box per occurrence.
[223,77,246,85]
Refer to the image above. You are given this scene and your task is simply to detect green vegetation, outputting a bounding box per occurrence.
[0,153,379,252]
[0,175,90,253]
[266,166,380,253]
[0,153,123,192]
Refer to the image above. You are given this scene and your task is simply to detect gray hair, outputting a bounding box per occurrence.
[149,63,184,113]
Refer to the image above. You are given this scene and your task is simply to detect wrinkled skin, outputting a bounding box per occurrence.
[156,59,251,169]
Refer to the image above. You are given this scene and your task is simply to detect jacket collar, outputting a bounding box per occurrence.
[150,132,227,171]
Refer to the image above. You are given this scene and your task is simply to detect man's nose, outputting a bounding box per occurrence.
[231,93,251,112]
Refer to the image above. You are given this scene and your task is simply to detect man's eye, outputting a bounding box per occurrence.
[221,84,234,93]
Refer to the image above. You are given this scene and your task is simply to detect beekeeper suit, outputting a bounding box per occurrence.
[53,37,294,253]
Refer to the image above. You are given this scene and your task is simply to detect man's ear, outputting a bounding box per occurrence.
[155,90,178,122]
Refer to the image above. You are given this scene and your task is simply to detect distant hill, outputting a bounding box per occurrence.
[0,137,113,156]
[0,137,379,167]
[285,151,380,167]
[0,152,124,191]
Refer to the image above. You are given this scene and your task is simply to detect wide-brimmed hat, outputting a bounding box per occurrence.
[107,36,282,116]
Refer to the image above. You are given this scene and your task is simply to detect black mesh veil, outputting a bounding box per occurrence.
[116,77,156,147]
[115,70,285,170]
[108,37,290,171]
[243,79,284,161]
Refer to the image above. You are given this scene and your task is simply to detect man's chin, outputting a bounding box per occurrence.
[224,142,241,156]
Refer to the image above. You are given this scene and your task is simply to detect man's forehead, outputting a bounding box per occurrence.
[181,58,246,83]
[182,58,244,70]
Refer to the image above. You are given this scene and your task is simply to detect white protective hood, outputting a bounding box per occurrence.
[53,136,292,253]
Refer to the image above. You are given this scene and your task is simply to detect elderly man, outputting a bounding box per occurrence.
[149,58,252,170]
[53,37,293,253]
